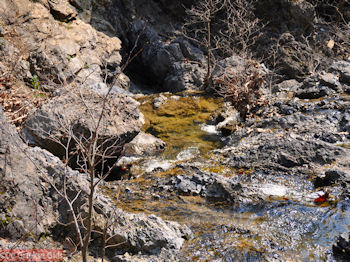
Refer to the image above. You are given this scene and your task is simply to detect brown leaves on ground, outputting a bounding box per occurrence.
[0,78,48,129]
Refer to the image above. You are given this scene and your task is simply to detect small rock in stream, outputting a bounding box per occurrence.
[314,169,349,188]
[333,232,350,260]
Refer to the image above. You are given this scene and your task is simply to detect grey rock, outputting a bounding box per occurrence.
[163,62,206,92]
[295,76,332,99]
[168,169,241,202]
[206,179,241,202]
[109,15,207,92]
[22,90,144,158]
[318,72,341,91]
[175,175,202,195]
[278,152,303,168]
[105,213,191,255]
[89,82,132,96]
[176,38,205,63]
[1,1,124,89]
[344,85,350,94]
[0,39,32,83]
[288,0,315,29]
[277,33,319,79]
[0,107,191,257]
[314,169,350,188]
[123,132,166,157]
[272,79,301,93]
[295,86,330,99]
[48,0,77,21]
[223,122,346,174]
[216,110,240,136]
[340,110,350,133]
[214,55,250,77]
[153,94,168,109]
[330,60,350,85]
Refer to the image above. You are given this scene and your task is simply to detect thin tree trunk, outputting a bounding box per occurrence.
[82,168,95,262]
[206,20,211,83]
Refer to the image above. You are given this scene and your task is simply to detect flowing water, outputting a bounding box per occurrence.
[107,93,350,261]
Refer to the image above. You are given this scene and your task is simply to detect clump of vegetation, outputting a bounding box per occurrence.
[31,74,40,90]
[183,0,267,120]
[214,61,268,120]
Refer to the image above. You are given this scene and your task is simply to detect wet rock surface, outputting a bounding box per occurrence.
[123,132,166,157]
[110,64,350,261]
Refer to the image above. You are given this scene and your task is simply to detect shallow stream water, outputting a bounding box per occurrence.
[109,93,350,261]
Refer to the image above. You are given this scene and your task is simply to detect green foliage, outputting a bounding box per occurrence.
[66,54,76,61]
[0,37,5,48]
[31,75,41,90]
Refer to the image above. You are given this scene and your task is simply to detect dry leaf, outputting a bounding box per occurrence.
[327,39,335,49]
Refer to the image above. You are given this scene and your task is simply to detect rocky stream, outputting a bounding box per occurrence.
[107,83,350,261]
[1,0,350,261]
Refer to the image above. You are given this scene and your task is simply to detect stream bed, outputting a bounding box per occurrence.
[105,92,350,261]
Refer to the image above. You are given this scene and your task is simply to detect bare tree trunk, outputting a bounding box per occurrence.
[206,20,211,83]
[82,152,96,262]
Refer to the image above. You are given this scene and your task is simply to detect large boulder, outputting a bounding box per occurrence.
[330,60,350,86]
[123,132,166,157]
[22,90,144,158]
[0,107,191,258]
[106,1,208,92]
[0,0,124,90]
[288,0,315,30]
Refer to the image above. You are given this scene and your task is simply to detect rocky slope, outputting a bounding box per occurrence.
[0,105,190,260]
[0,0,191,260]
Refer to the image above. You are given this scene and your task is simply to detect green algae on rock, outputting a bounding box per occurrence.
[137,94,223,159]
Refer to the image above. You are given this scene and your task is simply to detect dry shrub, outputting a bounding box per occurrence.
[183,0,263,85]
[214,61,268,120]
[0,79,48,129]
[312,0,350,59]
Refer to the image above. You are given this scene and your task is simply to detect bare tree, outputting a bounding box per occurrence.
[17,35,145,261]
[215,60,266,120]
[183,0,225,86]
[183,0,263,87]
[311,0,350,59]
[218,0,262,58]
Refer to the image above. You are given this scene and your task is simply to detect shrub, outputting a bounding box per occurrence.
[214,60,268,120]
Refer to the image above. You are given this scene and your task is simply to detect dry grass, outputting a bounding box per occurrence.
[0,79,48,129]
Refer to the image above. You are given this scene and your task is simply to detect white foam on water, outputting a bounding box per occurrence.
[176,147,200,161]
[201,124,219,135]
[260,184,288,196]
